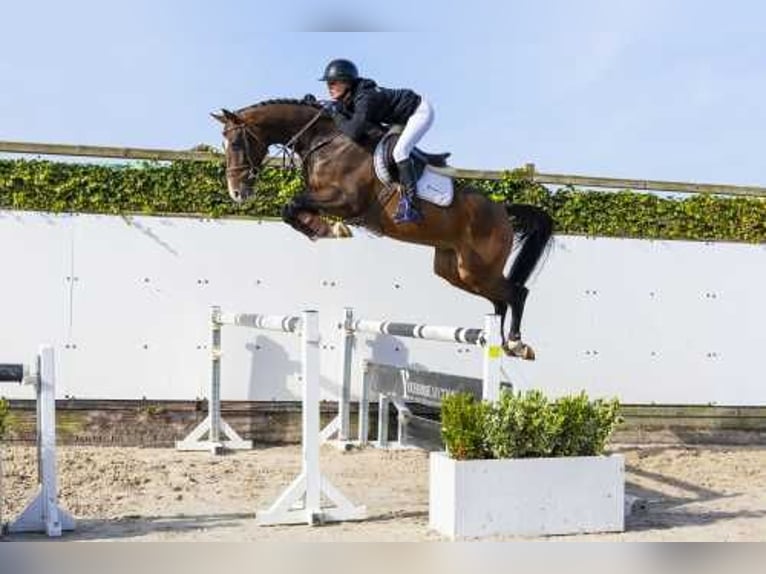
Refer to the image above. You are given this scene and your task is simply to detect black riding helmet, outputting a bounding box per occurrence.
[319,59,359,82]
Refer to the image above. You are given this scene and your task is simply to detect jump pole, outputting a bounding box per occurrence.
[333,308,504,445]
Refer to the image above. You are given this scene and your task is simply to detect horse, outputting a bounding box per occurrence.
[211,97,553,359]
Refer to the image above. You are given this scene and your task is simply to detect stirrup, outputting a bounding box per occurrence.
[393,197,422,224]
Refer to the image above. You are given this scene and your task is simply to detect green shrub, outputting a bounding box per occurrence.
[441,389,622,460]
[441,393,492,461]
[550,392,622,457]
[485,389,560,458]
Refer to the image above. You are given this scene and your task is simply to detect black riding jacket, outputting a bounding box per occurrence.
[333,78,422,142]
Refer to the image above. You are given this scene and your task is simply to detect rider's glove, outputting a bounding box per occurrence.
[321,100,339,115]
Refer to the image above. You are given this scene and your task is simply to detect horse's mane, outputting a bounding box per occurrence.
[237,95,322,115]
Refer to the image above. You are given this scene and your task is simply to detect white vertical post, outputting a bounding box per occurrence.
[38,346,60,536]
[210,306,222,446]
[378,396,390,447]
[256,310,366,526]
[358,362,370,444]
[317,308,354,444]
[8,346,75,537]
[302,310,321,523]
[482,314,503,403]
[175,306,252,453]
[337,307,354,442]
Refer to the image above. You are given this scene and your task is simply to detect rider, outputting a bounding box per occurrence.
[320,58,434,224]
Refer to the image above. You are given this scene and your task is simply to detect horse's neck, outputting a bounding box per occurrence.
[239,104,314,147]
[288,115,336,158]
[252,103,368,166]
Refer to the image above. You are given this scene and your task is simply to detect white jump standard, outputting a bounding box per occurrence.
[0,346,75,537]
[215,309,365,526]
[176,306,253,453]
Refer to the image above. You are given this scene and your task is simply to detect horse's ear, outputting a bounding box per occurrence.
[222,109,243,124]
[210,111,225,124]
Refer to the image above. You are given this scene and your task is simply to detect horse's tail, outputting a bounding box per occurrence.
[505,204,555,286]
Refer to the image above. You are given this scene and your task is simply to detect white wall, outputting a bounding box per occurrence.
[1,210,764,405]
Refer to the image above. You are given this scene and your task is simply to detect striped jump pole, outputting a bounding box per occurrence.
[336,308,504,443]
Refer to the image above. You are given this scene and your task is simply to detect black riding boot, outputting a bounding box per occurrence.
[393,158,423,224]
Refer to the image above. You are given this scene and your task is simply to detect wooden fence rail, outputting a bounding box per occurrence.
[2,140,765,198]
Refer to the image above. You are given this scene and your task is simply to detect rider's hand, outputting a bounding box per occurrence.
[321,100,339,115]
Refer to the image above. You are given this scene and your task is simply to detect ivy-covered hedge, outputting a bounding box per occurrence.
[473,172,766,243]
[1,158,764,243]
[0,158,302,218]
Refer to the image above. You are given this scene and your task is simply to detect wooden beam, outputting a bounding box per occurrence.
[0,140,288,168]
[533,170,766,198]
[0,140,219,162]
[2,140,766,197]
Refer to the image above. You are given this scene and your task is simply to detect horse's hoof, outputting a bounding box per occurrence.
[504,340,536,361]
[331,221,353,238]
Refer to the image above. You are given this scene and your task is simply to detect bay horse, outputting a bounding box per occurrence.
[211,98,553,359]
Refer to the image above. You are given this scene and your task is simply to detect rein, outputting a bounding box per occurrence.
[283,108,342,170]
[227,106,340,176]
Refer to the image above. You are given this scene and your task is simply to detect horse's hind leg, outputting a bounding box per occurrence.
[506,282,529,343]
[499,205,555,358]
[434,248,509,323]
[487,276,535,360]
[507,285,535,359]
[434,247,535,360]
[450,244,537,360]
[433,247,471,292]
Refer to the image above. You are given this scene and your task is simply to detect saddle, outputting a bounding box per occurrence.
[372,126,455,207]
[373,125,451,185]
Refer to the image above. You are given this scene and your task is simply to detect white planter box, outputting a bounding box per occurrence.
[429,451,624,539]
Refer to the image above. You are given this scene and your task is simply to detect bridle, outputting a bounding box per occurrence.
[223,106,340,184]
[223,122,268,183]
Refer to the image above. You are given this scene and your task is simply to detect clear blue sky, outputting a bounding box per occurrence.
[2,0,765,185]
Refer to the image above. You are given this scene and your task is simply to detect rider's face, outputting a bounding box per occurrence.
[327,80,349,100]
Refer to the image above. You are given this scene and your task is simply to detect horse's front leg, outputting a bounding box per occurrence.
[282,193,351,240]
[282,195,322,240]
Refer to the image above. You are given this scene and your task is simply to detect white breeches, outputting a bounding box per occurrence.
[392,97,434,163]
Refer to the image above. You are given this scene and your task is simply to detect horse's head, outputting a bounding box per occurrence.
[211,108,269,203]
